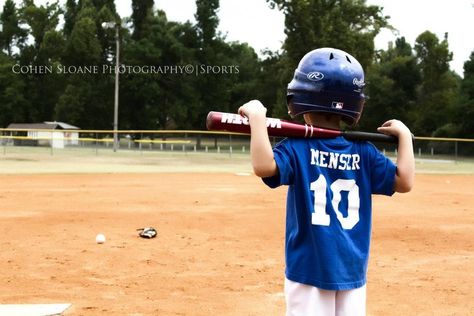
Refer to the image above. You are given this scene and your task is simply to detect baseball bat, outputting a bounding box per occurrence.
[206,111,398,144]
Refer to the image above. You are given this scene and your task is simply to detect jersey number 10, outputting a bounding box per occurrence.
[310,174,360,230]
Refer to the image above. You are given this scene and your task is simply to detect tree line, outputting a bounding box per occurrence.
[0,0,473,138]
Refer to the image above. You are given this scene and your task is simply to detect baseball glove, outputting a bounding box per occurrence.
[137,227,157,239]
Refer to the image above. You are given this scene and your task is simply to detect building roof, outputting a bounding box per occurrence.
[7,122,80,130]
[44,121,80,130]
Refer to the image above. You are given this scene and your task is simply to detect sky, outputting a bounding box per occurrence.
[1,0,473,75]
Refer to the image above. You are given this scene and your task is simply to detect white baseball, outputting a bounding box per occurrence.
[95,233,106,244]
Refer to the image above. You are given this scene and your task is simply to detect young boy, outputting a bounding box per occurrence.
[238,48,414,316]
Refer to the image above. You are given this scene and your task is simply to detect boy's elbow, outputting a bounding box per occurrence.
[253,167,274,178]
[395,177,414,193]
[396,184,413,193]
[252,161,277,178]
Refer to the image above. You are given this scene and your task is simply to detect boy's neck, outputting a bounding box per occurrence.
[303,113,342,130]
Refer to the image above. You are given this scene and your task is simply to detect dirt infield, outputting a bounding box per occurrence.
[0,172,473,315]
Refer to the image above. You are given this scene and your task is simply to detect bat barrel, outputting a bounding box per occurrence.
[342,131,398,144]
[206,111,400,144]
[206,111,252,134]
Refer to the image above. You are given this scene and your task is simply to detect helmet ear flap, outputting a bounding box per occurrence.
[287,94,295,117]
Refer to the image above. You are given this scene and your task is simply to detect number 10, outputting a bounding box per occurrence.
[310,175,360,230]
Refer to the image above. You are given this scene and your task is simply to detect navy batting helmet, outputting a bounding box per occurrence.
[287,47,366,126]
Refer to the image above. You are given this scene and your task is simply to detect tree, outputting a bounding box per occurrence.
[195,0,219,45]
[18,1,64,122]
[361,37,421,131]
[413,31,458,136]
[56,0,112,128]
[20,1,62,53]
[0,52,31,126]
[95,1,119,64]
[255,50,287,118]
[0,0,27,56]
[63,0,78,38]
[453,51,474,138]
[225,42,262,109]
[64,0,101,66]
[193,0,226,129]
[131,0,154,40]
[266,0,391,70]
[120,10,199,130]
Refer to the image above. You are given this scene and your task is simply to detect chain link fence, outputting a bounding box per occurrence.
[1,128,474,161]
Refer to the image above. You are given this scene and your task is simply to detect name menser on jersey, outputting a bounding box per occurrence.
[310,149,360,170]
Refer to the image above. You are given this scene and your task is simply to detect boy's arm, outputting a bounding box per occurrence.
[238,100,278,178]
[377,119,415,193]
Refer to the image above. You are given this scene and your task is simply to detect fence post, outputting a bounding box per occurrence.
[185,132,188,155]
[50,131,53,156]
[455,141,458,162]
[95,133,99,156]
[138,134,141,151]
[2,131,6,155]
[139,133,143,155]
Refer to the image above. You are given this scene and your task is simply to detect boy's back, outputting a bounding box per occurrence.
[263,137,396,290]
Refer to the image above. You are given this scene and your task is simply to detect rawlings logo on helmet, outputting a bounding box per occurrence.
[353,78,365,88]
[307,72,324,81]
[331,102,344,109]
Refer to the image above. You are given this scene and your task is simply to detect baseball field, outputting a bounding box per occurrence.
[0,151,473,315]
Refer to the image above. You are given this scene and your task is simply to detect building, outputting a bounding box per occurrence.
[6,122,80,149]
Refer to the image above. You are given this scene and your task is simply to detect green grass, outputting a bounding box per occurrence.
[1,145,474,174]
[414,158,474,174]
[0,145,253,174]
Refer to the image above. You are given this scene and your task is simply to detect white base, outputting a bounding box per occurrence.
[0,303,71,316]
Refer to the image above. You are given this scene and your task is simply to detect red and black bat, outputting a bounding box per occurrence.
[206,111,398,144]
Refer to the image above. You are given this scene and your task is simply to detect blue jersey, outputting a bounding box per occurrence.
[263,136,396,291]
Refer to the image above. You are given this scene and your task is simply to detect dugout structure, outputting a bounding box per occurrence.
[5,122,80,149]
